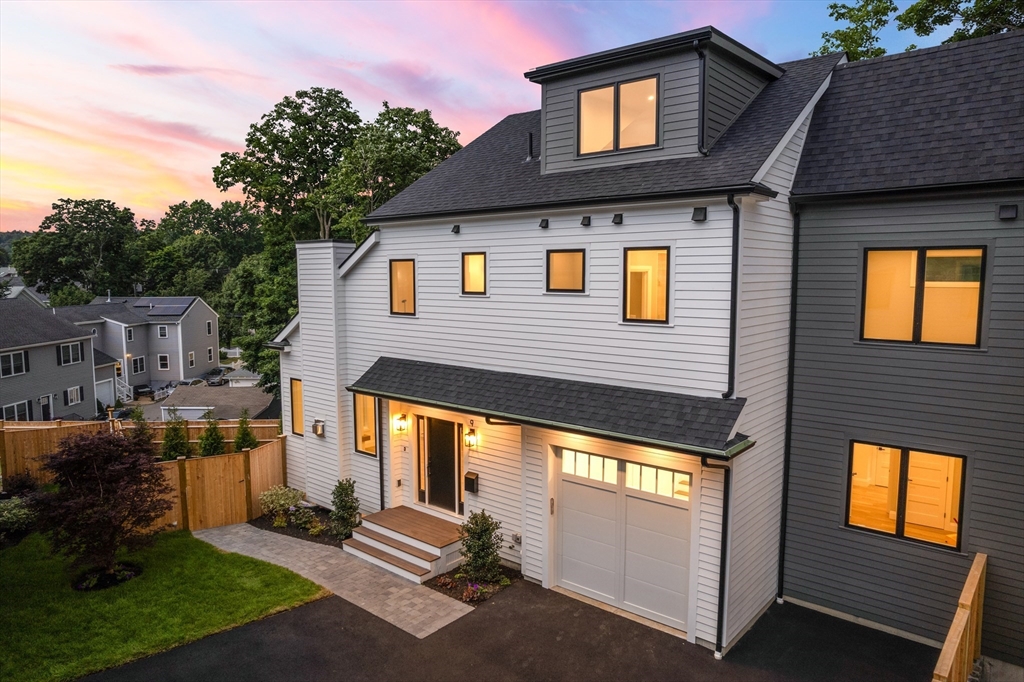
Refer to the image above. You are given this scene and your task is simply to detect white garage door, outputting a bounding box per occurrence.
[95,379,115,408]
[558,449,692,631]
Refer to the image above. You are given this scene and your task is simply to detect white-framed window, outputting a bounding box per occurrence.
[625,462,691,502]
[132,356,146,374]
[1,350,28,378]
[158,354,170,371]
[562,449,617,484]
[3,400,30,421]
[207,347,214,363]
[91,328,97,336]
[188,351,195,368]
[126,327,134,342]
[59,342,83,365]
[65,386,83,406]
[158,325,168,338]
[207,320,213,335]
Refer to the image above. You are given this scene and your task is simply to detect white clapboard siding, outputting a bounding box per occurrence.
[695,465,726,646]
[280,330,307,494]
[523,429,547,582]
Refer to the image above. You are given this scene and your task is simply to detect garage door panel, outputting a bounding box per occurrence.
[562,506,617,540]
[625,495,688,539]
[562,480,617,519]
[624,576,688,626]
[561,556,618,600]
[624,524,690,563]
[562,531,617,571]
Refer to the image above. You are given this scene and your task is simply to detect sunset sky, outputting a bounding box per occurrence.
[0,1,953,232]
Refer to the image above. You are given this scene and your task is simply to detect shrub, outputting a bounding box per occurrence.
[0,497,35,541]
[289,506,316,530]
[161,409,190,461]
[259,485,303,519]
[2,472,38,497]
[233,408,259,452]
[30,430,172,575]
[329,479,360,539]
[197,411,225,457]
[458,510,503,583]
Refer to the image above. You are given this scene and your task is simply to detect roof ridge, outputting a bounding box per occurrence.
[840,29,1022,69]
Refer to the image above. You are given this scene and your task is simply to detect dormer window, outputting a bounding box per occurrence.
[579,76,658,155]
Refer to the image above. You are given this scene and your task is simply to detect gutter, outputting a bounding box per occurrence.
[722,194,740,399]
[702,455,732,660]
[789,178,1024,205]
[693,40,709,156]
[777,207,800,602]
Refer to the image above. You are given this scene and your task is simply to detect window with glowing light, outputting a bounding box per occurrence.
[624,247,669,323]
[579,76,658,155]
[462,252,486,295]
[290,378,303,436]
[353,393,377,456]
[389,259,416,315]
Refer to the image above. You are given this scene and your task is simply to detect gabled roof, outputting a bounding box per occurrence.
[793,31,1024,198]
[349,357,751,458]
[0,298,92,350]
[366,52,844,224]
[54,296,201,325]
[54,302,147,325]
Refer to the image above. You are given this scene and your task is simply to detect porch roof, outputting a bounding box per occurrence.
[348,357,752,459]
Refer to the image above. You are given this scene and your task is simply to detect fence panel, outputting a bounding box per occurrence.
[151,461,184,531]
[249,437,286,517]
[185,454,248,531]
[1,422,109,481]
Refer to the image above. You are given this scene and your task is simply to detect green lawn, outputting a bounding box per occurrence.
[0,531,325,682]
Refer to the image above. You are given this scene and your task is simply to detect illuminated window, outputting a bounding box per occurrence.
[863,248,983,346]
[624,247,669,322]
[847,441,964,549]
[547,250,585,292]
[353,393,377,456]
[389,260,416,315]
[579,76,658,155]
[625,462,690,501]
[562,449,617,485]
[290,378,303,435]
[462,252,486,295]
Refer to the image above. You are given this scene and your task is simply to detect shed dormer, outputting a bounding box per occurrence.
[526,27,784,175]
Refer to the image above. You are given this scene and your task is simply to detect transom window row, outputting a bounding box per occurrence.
[561,448,691,502]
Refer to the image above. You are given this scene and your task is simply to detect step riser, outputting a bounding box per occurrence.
[353,532,434,570]
[344,545,432,583]
[361,520,440,555]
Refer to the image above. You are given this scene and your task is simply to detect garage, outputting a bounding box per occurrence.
[557,448,692,632]
[95,379,115,409]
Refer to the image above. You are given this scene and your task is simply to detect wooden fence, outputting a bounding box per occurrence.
[933,553,988,682]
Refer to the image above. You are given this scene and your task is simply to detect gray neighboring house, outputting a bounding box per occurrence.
[0,298,98,421]
[1,270,50,308]
[783,33,1024,665]
[54,296,221,402]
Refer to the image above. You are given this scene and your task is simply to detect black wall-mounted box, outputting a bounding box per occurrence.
[464,471,479,494]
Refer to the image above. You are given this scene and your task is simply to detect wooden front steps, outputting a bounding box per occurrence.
[343,506,463,583]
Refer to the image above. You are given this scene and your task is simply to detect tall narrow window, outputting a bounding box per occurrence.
[580,86,615,154]
[188,351,195,368]
[623,247,669,323]
[389,259,416,315]
[126,328,134,342]
[462,252,487,295]
[862,247,984,346]
[353,393,377,456]
[579,76,658,155]
[546,249,585,292]
[618,77,658,149]
[207,347,214,362]
[290,378,304,435]
[207,320,213,335]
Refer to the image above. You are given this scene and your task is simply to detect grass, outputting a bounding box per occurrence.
[0,531,325,682]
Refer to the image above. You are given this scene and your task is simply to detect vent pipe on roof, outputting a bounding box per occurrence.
[526,132,534,161]
[106,290,111,302]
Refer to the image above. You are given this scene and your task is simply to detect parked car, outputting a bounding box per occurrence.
[206,367,229,386]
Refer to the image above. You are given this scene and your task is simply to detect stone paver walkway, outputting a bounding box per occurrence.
[194,524,472,638]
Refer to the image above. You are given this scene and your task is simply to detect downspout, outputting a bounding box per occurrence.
[693,40,709,156]
[378,398,386,511]
[722,195,740,399]
[777,207,801,602]
[703,455,732,660]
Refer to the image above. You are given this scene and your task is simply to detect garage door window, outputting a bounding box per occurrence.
[625,462,691,501]
[562,449,617,484]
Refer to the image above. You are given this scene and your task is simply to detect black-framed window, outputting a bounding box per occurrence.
[290,378,304,436]
[579,75,659,155]
[158,325,168,338]
[846,440,965,551]
[389,259,416,315]
[623,246,669,323]
[132,356,145,374]
[862,247,985,347]
[157,354,170,371]
[462,252,487,295]
[59,342,83,365]
[126,327,134,342]
[546,249,586,292]
[207,320,213,335]
[353,392,378,457]
[1,350,27,378]
[3,400,31,421]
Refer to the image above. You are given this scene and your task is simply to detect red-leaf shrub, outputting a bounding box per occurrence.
[31,430,173,576]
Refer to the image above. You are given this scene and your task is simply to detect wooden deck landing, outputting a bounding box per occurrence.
[363,506,462,548]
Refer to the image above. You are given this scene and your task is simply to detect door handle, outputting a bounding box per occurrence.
[550,498,554,515]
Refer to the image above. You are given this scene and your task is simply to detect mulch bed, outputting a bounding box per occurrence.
[247,507,347,550]
[74,562,143,591]
[423,565,522,606]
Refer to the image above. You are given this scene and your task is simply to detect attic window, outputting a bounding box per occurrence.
[579,76,658,155]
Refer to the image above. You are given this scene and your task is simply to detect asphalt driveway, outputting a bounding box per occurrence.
[87,580,938,682]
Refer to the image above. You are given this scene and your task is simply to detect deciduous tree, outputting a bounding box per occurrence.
[897,0,1024,42]
[813,0,898,60]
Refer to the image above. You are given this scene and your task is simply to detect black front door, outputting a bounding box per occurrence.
[426,417,457,513]
[40,395,51,421]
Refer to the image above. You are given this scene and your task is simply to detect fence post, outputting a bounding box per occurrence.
[0,427,7,481]
[279,434,288,488]
[177,456,190,531]
[242,448,253,520]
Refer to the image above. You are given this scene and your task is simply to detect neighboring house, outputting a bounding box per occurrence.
[224,367,260,388]
[270,27,1023,665]
[53,296,220,402]
[93,348,119,408]
[159,383,275,420]
[0,298,98,421]
[0,271,50,308]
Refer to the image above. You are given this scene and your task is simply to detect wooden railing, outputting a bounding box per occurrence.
[933,553,987,682]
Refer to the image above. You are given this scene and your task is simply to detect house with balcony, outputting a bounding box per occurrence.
[271,27,1023,664]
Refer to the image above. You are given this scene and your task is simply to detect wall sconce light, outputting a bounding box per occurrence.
[393,413,409,434]
[580,216,591,227]
[451,224,461,234]
[691,207,707,222]
[464,428,478,448]
[312,419,326,437]
[612,213,623,225]
[539,218,549,229]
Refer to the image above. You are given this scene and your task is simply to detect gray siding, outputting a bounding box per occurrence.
[147,322,182,384]
[785,191,1024,664]
[704,49,768,149]
[178,299,219,380]
[541,51,700,174]
[123,323,149,386]
[1,338,96,420]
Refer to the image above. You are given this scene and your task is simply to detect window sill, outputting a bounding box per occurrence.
[353,450,379,459]
[840,524,966,556]
[389,314,418,319]
[617,320,674,328]
[544,291,589,296]
[853,340,987,353]
[459,293,490,299]
[576,144,663,160]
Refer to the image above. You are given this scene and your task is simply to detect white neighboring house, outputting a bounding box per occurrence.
[225,367,260,388]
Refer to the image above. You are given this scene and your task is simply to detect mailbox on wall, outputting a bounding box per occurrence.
[464,471,479,494]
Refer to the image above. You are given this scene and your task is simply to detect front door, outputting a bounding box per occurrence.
[424,417,458,514]
[40,395,51,421]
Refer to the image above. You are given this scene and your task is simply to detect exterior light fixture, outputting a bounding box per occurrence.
[312,419,326,437]
[612,213,623,225]
[539,219,549,229]
[691,207,708,222]
[580,216,591,227]
[451,224,461,234]
[393,413,409,434]
[464,428,478,448]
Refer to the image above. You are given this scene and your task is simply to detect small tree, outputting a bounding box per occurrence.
[161,408,190,461]
[31,430,172,575]
[458,510,503,583]
[197,410,225,457]
[330,478,360,539]
[234,408,259,451]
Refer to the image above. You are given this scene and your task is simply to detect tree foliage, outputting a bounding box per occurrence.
[234,409,259,451]
[197,410,225,458]
[458,510,504,583]
[161,409,191,461]
[329,478,361,539]
[48,284,94,307]
[31,430,172,574]
[897,0,1024,42]
[813,0,898,60]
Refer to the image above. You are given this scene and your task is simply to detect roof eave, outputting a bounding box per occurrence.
[791,177,1024,205]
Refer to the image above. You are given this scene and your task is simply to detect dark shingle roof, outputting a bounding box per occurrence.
[54,302,147,325]
[54,296,199,325]
[794,31,1024,197]
[0,298,91,350]
[367,53,845,223]
[350,357,749,456]
[93,347,118,367]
